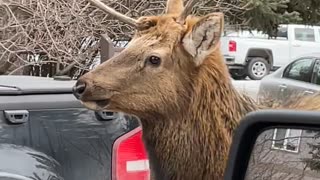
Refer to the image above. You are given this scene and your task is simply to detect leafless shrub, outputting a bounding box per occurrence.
[0,0,250,77]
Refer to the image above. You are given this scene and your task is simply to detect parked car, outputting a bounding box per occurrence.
[257,53,320,103]
[0,75,149,180]
[221,24,320,80]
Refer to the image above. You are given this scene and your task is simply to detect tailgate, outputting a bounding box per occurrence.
[221,36,232,56]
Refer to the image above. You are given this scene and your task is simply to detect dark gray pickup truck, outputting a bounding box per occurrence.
[0,75,149,180]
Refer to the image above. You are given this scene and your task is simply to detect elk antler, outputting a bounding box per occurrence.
[166,0,184,15]
[88,0,138,27]
[177,0,198,24]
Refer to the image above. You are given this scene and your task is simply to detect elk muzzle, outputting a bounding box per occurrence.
[72,74,116,111]
[72,80,87,99]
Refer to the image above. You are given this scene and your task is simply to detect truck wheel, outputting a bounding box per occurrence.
[247,57,270,80]
[230,70,247,80]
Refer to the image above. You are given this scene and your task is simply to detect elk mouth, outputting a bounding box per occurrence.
[96,99,110,107]
[80,99,111,111]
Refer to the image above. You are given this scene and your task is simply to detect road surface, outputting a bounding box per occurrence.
[232,80,261,100]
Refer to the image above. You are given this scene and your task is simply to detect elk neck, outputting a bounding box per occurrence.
[139,50,258,180]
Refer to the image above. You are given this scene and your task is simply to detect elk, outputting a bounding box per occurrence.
[72,0,320,179]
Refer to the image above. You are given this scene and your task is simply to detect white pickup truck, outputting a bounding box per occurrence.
[221,24,320,80]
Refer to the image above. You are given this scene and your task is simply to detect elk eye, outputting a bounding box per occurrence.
[147,56,161,66]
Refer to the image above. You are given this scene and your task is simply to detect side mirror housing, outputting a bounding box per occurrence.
[224,110,320,180]
[100,34,115,63]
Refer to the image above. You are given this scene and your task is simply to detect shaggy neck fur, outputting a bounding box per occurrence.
[140,51,258,180]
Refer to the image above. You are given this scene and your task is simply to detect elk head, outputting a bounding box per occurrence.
[73,0,224,119]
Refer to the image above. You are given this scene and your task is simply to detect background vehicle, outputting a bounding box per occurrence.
[221,24,320,80]
[0,75,149,180]
[257,53,320,103]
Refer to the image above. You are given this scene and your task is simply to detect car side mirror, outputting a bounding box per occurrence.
[95,111,119,121]
[100,34,115,64]
[224,110,320,180]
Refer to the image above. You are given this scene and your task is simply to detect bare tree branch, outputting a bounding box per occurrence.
[0,0,249,76]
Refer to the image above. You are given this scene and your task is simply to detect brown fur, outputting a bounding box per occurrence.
[140,49,258,180]
[74,1,320,179]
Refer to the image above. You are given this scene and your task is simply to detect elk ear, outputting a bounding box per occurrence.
[166,0,184,15]
[182,13,224,66]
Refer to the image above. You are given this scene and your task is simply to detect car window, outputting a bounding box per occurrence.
[283,58,314,82]
[312,60,320,85]
[294,28,315,42]
[276,26,288,39]
[272,128,302,153]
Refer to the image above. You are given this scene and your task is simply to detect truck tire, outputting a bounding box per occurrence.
[230,69,247,80]
[247,57,270,80]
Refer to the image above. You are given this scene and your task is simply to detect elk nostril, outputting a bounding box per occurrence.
[72,81,87,99]
[77,84,86,94]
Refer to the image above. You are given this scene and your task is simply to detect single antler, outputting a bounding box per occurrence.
[177,0,198,24]
[88,0,137,27]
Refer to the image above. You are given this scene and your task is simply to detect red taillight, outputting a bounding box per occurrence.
[112,127,150,180]
[229,40,237,52]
